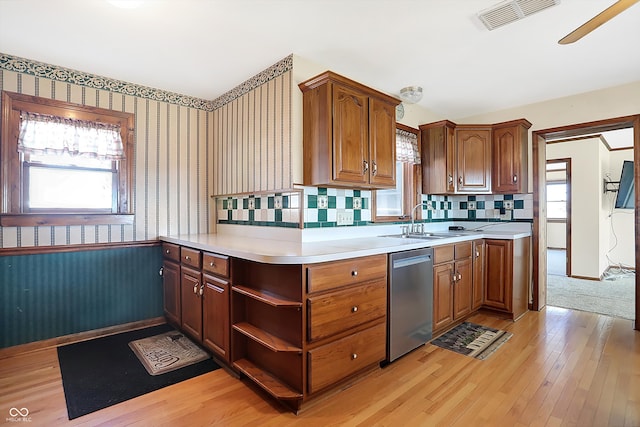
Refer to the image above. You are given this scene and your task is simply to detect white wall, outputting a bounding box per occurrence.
[607,149,635,268]
[547,138,602,278]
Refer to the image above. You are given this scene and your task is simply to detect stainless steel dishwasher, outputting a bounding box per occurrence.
[387,247,434,363]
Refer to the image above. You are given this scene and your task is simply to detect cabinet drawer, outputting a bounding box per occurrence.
[203,252,229,278]
[434,245,454,264]
[308,322,385,394]
[455,242,472,260]
[308,280,386,341]
[162,243,180,262]
[307,254,387,293]
[180,247,201,269]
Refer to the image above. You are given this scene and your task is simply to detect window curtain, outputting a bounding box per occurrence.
[396,128,420,164]
[18,112,125,160]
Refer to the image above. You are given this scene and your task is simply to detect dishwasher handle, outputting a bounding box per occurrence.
[392,254,432,270]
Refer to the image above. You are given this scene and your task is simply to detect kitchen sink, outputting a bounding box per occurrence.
[381,232,461,240]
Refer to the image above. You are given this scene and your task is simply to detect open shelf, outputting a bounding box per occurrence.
[233,358,303,400]
[233,285,302,307]
[233,322,301,353]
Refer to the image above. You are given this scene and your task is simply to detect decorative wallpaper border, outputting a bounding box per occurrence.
[0,52,294,112]
[0,53,214,111]
[211,54,293,109]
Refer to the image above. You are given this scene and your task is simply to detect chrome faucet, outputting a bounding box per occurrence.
[409,202,428,235]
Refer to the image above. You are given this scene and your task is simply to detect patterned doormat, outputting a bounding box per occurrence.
[129,331,210,375]
[431,322,512,360]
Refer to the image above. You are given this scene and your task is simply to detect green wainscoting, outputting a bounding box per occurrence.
[0,245,164,349]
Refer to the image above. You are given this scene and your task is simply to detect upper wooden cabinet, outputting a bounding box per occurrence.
[420,118,530,195]
[299,71,400,189]
[492,119,532,194]
[419,122,491,194]
[455,126,492,193]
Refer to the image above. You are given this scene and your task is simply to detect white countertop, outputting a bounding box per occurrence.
[160,222,532,264]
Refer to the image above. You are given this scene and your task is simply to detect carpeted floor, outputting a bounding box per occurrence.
[546,273,635,320]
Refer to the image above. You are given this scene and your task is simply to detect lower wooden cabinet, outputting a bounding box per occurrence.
[472,239,485,310]
[181,266,203,340]
[307,322,385,394]
[161,243,231,363]
[161,258,181,326]
[484,237,530,320]
[433,242,473,334]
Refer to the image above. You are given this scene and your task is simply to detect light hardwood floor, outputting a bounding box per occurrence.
[1,307,638,426]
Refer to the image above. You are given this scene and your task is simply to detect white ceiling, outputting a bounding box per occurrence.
[1,0,639,120]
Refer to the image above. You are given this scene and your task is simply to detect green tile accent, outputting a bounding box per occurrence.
[504,194,514,200]
[477,201,486,209]
[249,210,255,222]
[232,199,238,209]
[275,209,282,222]
[354,210,361,221]
[283,195,289,209]
[318,187,327,195]
[268,196,275,209]
[354,190,361,197]
[514,200,524,209]
[308,195,317,209]
[362,198,368,209]
[318,209,327,222]
[242,198,248,209]
[328,196,336,209]
[255,198,261,209]
[345,197,353,209]
[468,195,476,201]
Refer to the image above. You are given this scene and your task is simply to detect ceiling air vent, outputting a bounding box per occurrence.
[478,0,561,30]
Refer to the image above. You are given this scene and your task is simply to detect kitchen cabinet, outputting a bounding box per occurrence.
[420,120,456,194]
[161,243,231,362]
[484,237,530,320]
[432,242,473,333]
[492,119,532,194]
[472,239,485,311]
[419,121,491,194]
[455,126,492,193]
[229,253,387,412]
[299,71,400,189]
[161,243,181,326]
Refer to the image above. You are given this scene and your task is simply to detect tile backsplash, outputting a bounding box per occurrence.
[217,188,533,229]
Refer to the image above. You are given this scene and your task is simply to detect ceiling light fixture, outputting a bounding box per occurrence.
[399,86,423,104]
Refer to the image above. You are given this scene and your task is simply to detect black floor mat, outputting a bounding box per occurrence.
[57,324,220,420]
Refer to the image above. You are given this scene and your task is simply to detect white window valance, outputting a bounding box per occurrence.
[18,111,125,160]
[396,128,420,164]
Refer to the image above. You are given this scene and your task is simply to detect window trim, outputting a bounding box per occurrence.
[1,91,134,226]
[372,124,421,222]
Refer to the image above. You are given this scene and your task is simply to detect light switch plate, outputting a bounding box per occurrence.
[336,209,354,226]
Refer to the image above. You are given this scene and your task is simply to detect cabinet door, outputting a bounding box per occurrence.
[162,260,181,325]
[484,240,513,311]
[420,122,456,194]
[181,266,203,341]
[203,274,229,361]
[453,258,473,320]
[472,240,485,311]
[332,83,369,185]
[455,128,491,192]
[492,126,522,193]
[368,97,396,187]
[433,263,454,331]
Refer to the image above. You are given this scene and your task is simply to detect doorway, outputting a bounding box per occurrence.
[545,158,571,277]
[531,114,640,330]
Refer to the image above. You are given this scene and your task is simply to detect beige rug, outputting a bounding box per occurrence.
[129,331,210,376]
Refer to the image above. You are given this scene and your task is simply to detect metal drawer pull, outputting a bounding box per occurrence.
[351,353,358,360]
[199,285,204,296]
[458,176,463,185]
[363,160,369,173]
[513,174,518,183]
[351,270,358,277]
[372,162,378,175]
[193,284,198,294]
[351,306,358,313]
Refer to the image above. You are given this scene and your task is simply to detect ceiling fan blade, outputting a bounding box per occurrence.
[558,0,640,44]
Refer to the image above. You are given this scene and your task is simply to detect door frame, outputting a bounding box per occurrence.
[531,114,640,331]
[545,158,572,277]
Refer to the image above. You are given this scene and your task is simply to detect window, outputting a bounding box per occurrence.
[373,125,421,221]
[1,91,134,226]
[547,182,567,219]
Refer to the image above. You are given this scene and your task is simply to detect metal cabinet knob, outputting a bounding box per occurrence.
[513,174,518,183]
[351,353,358,360]
[185,255,191,261]
[209,262,215,267]
[351,270,358,277]
[165,249,170,254]
[351,306,358,313]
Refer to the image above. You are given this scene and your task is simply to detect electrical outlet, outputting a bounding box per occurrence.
[353,197,362,209]
[427,201,435,210]
[336,209,354,226]
[274,195,283,209]
[247,197,255,210]
[317,195,328,209]
[504,200,514,210]
[467,201,476,210]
